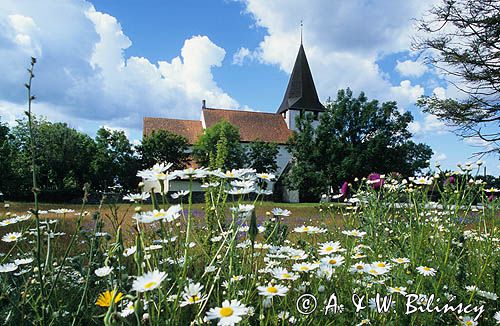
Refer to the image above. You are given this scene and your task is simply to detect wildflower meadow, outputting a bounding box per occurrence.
[0,161,499,325]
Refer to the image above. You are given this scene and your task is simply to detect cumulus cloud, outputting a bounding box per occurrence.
[0,0,238,135]
[395,59,428,77]
[390,80,424,109]
[432,151,447,162]
[240,0,435,108]
[408,113,446,136]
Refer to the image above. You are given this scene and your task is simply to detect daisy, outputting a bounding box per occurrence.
[206,299,249,325]
[320,255,345,267]
[180,282,207,307]
[271,208,291,217]
[391,257,410,264]
[350,262,367,274]
[292,262,319,273]
[416,266,436,276]
[95,266,113,277]
[342,229,367,238]
[123,246,137,257]
[123,192,150,202]
[2,232,22,242]
[171,190,189,199]
[96,290,123,307]
[461,316,478,326]
[256,173,275,181]
[372,261,392,271]
[364,265,389,276]
[388,286,407,295]
[132,270,167,292]
[493,311,500,324]
[318,241,345,255]
[14,257,33,265]
[0,263,18,273]
[257,283,289,297]
[119,300,135,317]
[412,176,433,185]
[270,268,299,281]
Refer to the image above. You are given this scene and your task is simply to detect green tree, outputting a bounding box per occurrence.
[413,0,500,154]
[193,120,244,170]
[138,130,190,170]
[0,118,17,196]
[91,127,139,191]
[287,89,433,201]
[11,117,96,191]
[246,140,279,173]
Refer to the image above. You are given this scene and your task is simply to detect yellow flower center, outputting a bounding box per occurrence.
[282,273,291,279]
[153,212,164,218]
[356,265,364,270]
[220,307,233,317]
[423,267,430,271]
[144,281,157,289]
[188,295,200,303]
[465,322,473,326]
[369,269,378,274]
[9,236,16,240]
[329,259,337,265]
[300,266,309,271]
[303,227,309,231]
[267,286,278,293]
[325,246,334,251]
[376,263,385,267]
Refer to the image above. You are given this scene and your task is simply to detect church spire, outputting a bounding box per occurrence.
[276,43,324,114]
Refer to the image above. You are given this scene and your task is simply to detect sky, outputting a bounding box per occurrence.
[0,0,498,176]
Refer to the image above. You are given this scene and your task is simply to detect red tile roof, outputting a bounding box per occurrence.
[143,117,203,144]
[202,108,292,144]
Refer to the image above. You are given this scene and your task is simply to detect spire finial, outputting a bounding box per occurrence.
[300,20,303,45]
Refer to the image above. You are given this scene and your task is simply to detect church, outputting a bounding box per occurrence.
[143,44,324,202]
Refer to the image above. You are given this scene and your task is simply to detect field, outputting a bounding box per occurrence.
[0,166,499,325]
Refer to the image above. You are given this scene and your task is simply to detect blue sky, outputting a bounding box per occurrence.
[0,0,498,176]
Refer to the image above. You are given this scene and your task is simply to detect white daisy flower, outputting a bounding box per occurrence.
[342,229,366,238]
[14,257,33,265]
[391,257,410,264]
[271,208,291,217]
[0,263,18,273]
[257,283,288,297]
[461,316,478,326]
[292,262,319,273]
[132,270,167,292]
[2,232,22,242]
[320,255,345,267]
[180,282,207,307]
[270,267,299,281]
[349,262,367,274]
[388,286,407,295]
[95,266,113,277]
[206,299,249,325]
[416,266,436,276]
[318,241,345,255]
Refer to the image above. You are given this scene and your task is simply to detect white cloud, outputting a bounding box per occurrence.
[432,86,446,99]
[0,0,238,135]
[390,80,424,108]
[432,151,447,161]
[240,0,436,108]
[232,47,253,65]
[409,113,447,136]
[395,59,428,77]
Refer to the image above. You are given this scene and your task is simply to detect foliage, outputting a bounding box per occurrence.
[11,118,96,192]
[246,140,279,173]
[0,163,499,325]
[91,127,140,191]
[193,120,244,170]
[287,89,433,201]
[414,0,500,154]
[0,119,17,196]
[138,130,190,170]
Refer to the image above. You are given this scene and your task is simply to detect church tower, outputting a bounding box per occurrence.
[277,44,325,131]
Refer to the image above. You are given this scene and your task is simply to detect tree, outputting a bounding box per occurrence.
[246,140,279,173]
[287,89,433,201]
[138,130,190,170]
[0,118,17,196]
[193,120,244,170]
[91,127,140,191]
[413,0,500,154]
[11,118,96,191]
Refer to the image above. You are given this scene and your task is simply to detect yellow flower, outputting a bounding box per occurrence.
[96,290,123,307]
